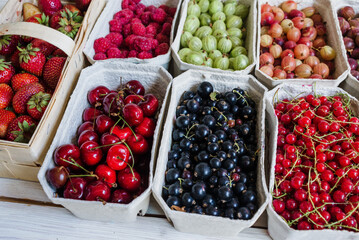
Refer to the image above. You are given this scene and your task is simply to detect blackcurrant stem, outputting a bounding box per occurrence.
[233,90,249,106]
[185,123,198,138]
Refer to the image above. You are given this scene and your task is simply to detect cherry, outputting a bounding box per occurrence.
[78,130,99,146]
[102,92,124,115]
[117,167,141,192]
[135,117,156,138]
[83,107,103,122]
[106,144,130,170]
[124,94,143,104]
[100,133,120,152]
[127,134,149,155]
[95,164,117,187]
[46,166,68,189]
[80,141,103,166]
[54,144,81,168]
[123,103,144,126]
[138,94,159,117]
[110,189,133,204]
[77,121,95,135]
[95,115,115,134]
[125,80,145,96]
[63,177,87,199]
[111,126,133,140]
[87,86,110,106]
[84,180,111,202]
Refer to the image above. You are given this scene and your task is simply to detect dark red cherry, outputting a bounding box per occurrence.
[135,117,156,138]
[78,130,99,146]
[124,94,143,105]
[80,141,103,166]
[63,177,87,199]
[84,180,111,202]
[95,164,117,187]
[95,115,115,134]
[54,144,81,168]
[138,94,159,117]
[127,134,149,155]
[123,103,144,126]
[102,92,124,115]
[117,167,141,192]
[110,189,133,204]
[77,121,95,135]
[100,133,120,152]
[83,107,103,122]
[87,86,110,106]
[46,166,68,189]
[124,80,145,96]
[111,126,133,141]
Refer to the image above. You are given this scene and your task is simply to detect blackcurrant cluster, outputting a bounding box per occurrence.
[162,81,259,220]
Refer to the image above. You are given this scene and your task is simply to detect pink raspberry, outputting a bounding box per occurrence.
[168,8,177,17]
[161,22,172,36]
[149,38,159,49]
[121,0,130,9]
[107,47,122,58]
[122,23,132,38]
[135,3,146,16]
[131,18,142,24]
[145,5,156,13]
[148,22,161,33]
[125,35,138,49]
[151,8,167,24]
[128,2,136,11]
[137,51,153,59]
[146,25,157,37]
[165,16,173,24]
[94,37,111,53]
[105,32,123,47]
[128,50,138,58]
[132,22,146,36]
[156,33,170,44]
[109,19,123,33]
[159,5,169,13]
[93,52,107,60]
[155,43,169,56]
[114,9,134,21]
[140,12,151,26]
[118,49,129,58]
[134,37,153,52]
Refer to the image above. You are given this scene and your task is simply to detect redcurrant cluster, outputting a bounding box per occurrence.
[272,93,359,231]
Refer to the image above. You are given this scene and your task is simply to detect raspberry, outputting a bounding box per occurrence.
[166,16,173,24]
[131,18,142,24]
[155,43,169,56]
[140,12,151,26]
[168,8,177,17]
[135,3,146,16]
[125,35,138,49]
[94,37,111,53]
[148,22,160,33]
[109,19,123,33]
[128,50,138,58]
[156,33,170,44]
[134,37,153,52]
[149,38,159,49]
[105,32,123,47]
[132,0,141,4]
[145,5,156,13]
[107,47,122,58]
[146,25,157,37]
[93,53,107,60]
[121,0,130,9]
[123,24,132,38]
[159,5,170,13]
[118,49,129,58]
[132,22,146,36]
[137,51,153,59]
[151,8,167,24]
[113,9,134,22]
[161,22,172,36]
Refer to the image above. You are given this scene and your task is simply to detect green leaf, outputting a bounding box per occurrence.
[210,92,218,101]
[22,120,30,132]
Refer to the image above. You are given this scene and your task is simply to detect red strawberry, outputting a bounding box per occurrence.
[0,60,15,84]
[27,92,52,120]
[6,115,37,142]
[0,109,16,138]
[52,48,67,57]
[50,9,83,39]
[0,84,13,109]
[26,13,49,25]
[0,35,19,56]
[12,82,45,114]
[31,39,56,56]
[10,48,22,69]
[38,0,62,16]
[43,57,66,89]
[19,44,46,76]
[75,0,92,12]
[11,73,39,92]
[64,4,83,16]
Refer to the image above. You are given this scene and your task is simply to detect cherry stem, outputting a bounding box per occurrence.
[60,157,91,174]
[69,174,98,179]
[118,115,138,141]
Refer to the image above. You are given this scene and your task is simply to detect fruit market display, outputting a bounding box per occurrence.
[337,6,359,81]
[92,0,177,60]
[272,92,359,231]
[22,0,90,39]
[46,80,159,203]
[259,1,336,79]
[178,0,250,71]
[162,81,259,219]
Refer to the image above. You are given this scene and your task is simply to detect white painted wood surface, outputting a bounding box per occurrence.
[0,0,271,239]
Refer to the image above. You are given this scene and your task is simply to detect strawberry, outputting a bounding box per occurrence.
[0,109,16,138]
[26,13,49,25]
[12,82,44,114]
[64,4,83,16]
[10,48,22,69]
[18,44,46,76]
[0,84,13,109]
[0,35,19,56]
[50,9,83,39]
[11,73,39,92]
[52,48,67,57]
[27,92,51,120]
[0,60,15,84]
[38,0,62,17]
[6,115,37,143]
[31,39,56,56]
[75,0,91,12]
[43,57,66,89]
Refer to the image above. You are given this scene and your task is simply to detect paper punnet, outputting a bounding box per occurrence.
[152,69,269,237]
[171,0,257,77]
[265,83,359,240]
[38,62,172,222]
[83,0,181,69]
[255,0,349,89]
